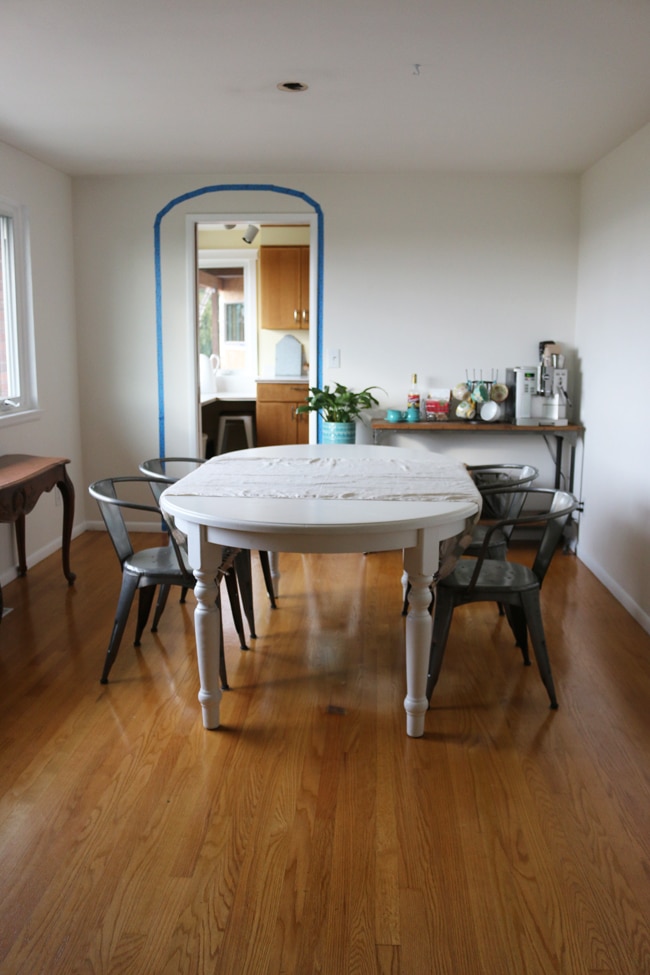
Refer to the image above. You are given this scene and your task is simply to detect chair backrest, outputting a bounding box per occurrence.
[472,487,579,589]
[88,476,172,568]
[468,463,539,525]
[140,457,205,483]
[531,489,579,584]
[140,457,206,508]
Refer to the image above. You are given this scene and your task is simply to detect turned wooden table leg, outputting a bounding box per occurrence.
[193,567,223,729]
[403,571,434,738]
[58,469,76,585]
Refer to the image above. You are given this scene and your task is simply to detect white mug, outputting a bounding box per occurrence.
[480,400,503,422]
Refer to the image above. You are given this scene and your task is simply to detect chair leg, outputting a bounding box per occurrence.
[224,568,248,649]
[259,551,277,608]
[426,589,455,703]
[504,603,530,665]
[101,571,140,683]
[134,586,156,646]
[151,584,171,632]
[216,589,229,690]
[235,550,257,639]
[521,590,558,709]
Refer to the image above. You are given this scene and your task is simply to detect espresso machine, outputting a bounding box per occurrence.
[506,341,572,425]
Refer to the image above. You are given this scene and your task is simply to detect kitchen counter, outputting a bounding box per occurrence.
[256,376,308,384]
[201,392,256,405]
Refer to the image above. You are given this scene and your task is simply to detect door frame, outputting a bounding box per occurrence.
[154,184,323,457]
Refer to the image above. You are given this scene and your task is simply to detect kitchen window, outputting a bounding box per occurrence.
[0,196,37,421]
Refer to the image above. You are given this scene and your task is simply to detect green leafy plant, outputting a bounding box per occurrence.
[296,383,384,423]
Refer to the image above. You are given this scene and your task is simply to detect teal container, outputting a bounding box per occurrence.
[321,421,356,444]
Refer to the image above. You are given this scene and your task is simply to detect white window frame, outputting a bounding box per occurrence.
[0,195,38,423]
[196,248,259,379]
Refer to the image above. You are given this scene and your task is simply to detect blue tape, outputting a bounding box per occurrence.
[154,183,324,456]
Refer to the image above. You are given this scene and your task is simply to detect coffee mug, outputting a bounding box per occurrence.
[456,399,476,420]
[471,382,489,404]
[406,407,420,422]
[480,400,503,422]
[490,383,509,403]
[386,409,405,423]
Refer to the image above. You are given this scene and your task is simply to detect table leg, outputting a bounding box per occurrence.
[15,514,27,575]
[193,567,223,729]
[403,571,434,737]
[58,469,76,585]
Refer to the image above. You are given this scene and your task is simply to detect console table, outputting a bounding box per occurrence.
[371,420,584,493]
[0,454,76,617]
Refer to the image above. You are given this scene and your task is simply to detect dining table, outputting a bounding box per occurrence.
[160,443,481,738]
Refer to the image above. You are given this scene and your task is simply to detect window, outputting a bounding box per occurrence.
[0,196,37,420]
[196,249,258,379]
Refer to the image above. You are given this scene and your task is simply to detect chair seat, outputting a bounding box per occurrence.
[125,545,193,585]
[440,557,539,595]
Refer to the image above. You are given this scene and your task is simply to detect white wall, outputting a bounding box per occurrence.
[72,171,580,524]
[4,149,648,629]
[0,142,83,591]
[575,122,650,631]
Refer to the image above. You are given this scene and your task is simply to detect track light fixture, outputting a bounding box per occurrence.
[242,224,259,244]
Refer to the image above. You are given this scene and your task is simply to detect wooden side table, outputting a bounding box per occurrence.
[0,454,76,617]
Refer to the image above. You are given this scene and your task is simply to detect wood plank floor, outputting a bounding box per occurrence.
[0,531,649,974]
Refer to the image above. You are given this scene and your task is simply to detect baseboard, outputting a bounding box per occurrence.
[0,522,88,591]
[578,552,650,636]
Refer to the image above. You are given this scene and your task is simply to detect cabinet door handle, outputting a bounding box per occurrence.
[294,309,300,323]
[302,309,309,324]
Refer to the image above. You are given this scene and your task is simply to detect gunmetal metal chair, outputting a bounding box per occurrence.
[464,463,540,560]
[426,487,579,710]
[89,476,229,687]
[400,463,540,617]
[140,458,277,640]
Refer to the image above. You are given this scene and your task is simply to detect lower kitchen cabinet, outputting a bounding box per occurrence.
[256,381,309,446]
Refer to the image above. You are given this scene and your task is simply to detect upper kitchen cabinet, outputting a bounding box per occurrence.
[260,245,309,330]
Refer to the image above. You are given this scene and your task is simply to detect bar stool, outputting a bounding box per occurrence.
[216,414,255,454]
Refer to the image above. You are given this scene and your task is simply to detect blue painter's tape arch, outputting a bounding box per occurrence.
[154,183,324,457]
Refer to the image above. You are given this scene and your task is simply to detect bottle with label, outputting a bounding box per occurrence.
[407,373,421,414]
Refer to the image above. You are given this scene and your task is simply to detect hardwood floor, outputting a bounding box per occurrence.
[0,531,649,974]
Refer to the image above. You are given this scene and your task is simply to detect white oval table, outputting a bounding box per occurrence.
[161,444,480,738]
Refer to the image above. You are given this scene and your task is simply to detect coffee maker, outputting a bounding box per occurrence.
[506,341,572,425]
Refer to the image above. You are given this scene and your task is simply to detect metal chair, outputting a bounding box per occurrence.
[464,463,540,559]
[89,476,229,687]
[401,463,540,617]
[140,458,277,641]
[427,487,579,709]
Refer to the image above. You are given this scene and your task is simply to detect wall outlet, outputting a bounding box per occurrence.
[327,348,341,368]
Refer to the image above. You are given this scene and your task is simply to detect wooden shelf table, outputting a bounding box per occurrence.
[0,454,76,617]
[370,420,584,492]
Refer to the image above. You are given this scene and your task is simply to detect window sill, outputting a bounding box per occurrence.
[0,407,42,428]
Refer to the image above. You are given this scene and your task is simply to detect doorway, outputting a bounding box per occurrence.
[189,214,319,453]
[154,184,323,459]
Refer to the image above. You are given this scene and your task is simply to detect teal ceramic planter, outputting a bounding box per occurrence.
[321,421,356,444]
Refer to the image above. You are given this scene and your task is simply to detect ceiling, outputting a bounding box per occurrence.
[3,0,650,177]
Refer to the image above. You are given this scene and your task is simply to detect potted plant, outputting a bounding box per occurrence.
[296,382,384,443]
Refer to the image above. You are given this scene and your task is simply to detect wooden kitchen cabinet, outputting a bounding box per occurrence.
[256,382,309,446]
[259,246,309,329]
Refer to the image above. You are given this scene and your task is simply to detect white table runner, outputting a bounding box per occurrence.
[163,454,481,505]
